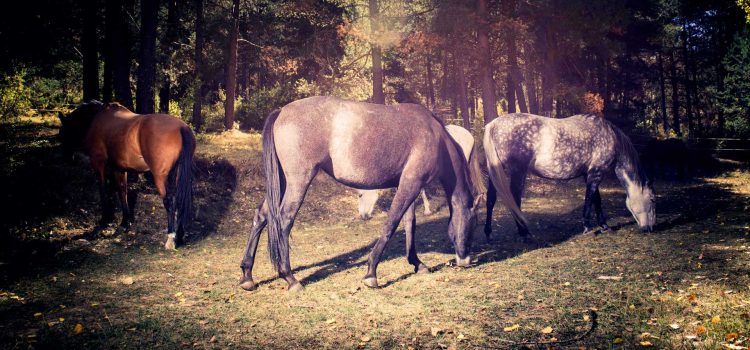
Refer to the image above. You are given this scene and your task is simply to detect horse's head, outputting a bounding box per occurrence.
[625,181,656,233]
[58,100,104,159]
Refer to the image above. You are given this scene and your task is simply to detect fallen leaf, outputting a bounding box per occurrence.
[597,275,623,280]
[711,315,721,324]
[457,333,466,341]
[120,276,134,285]
[640,341,653,347]
[209,336,217,343]
[325,318,336,325]
[725,332,738,341]
[33,312,42,318]
[541,326,553,334]
[174,292,183,298]
[669,323,680,330]
[695,325,707,335]
[503,324,520,332]
[613,338,623,344]
[73,323,84,335]
[360,335,371,342]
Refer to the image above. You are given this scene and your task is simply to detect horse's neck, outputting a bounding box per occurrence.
[615,155,644,196]
[440,138,473,208]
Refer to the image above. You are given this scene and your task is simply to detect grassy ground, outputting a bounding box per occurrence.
[1,117,749,349]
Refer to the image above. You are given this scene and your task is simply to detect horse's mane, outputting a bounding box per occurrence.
[429,112,485,199]
[610,122,649,187]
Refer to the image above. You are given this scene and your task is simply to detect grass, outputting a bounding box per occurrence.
[1,116,749,349]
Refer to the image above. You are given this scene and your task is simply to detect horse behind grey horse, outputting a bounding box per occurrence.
[239,96,488,292]
[357,124,477,219]
[483,113,655,239]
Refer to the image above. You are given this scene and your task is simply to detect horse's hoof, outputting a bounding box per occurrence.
[287,282,304,293]
[239,279,257,291]
[359,214,371,221]
[416,264,430,274]
[600,224,610,233]
[164,233,177,250]
[362,277,379,288]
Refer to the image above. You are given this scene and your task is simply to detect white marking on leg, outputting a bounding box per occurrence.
[164,232,177,250]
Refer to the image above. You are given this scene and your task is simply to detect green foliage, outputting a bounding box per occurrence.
[237,83,299,130]
[0,69,33,121]
[722,27,750,136]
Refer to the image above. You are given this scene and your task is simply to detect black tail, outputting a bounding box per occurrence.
[485,134,529,232]
[262,109,285,271]
[173,127,195,232]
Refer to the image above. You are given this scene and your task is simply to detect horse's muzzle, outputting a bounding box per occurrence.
[455,254,472,268]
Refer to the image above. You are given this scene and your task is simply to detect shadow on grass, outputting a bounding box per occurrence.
[0,126,238,286]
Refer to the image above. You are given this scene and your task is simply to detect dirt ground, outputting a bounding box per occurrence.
[1,118,749,349]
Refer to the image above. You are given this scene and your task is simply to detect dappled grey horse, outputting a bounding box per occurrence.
[357,124,476,220]
[239,96,487,292]
[484,113,656,239]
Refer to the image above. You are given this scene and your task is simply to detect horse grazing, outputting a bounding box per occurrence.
[238,96,486,292]
[356,124,478,220]
[483,113,655,239]
[58,101,195,249]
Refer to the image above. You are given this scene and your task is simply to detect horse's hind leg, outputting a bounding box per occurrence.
[152,171,178,249]
[274,167,317,292]
[509,167,529,237]
[484,180,497,240]
[239,199,268,291]
[404,201,429,274]
[363,178,422,288]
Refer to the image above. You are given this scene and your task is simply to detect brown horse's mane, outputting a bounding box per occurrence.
[105,101,129,112]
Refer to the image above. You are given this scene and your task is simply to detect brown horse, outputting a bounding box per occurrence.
[239,96,490,292]
[58,101,195,249]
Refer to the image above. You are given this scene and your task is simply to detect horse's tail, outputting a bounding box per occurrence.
[467,144,486,202]
[262,109,285,271]
[174,126,195,231]
[484,130,529,231]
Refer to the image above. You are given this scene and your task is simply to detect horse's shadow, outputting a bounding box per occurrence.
[251,170,748,289]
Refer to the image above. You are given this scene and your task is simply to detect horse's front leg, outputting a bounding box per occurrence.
[112,170,133,232]
[582,173,603,233]
[94,164,115,228]
[363,179,422,288]
[591,188,609,232]
[484,180,497,240]
[404,201,429,274]
[239,200,268,291]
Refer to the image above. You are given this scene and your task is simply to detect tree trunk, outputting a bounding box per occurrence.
[658,50,669,134]
[191,0,204,130]
[109,0,134,109]
[440,51,449,102]
[541,24,556,117]
[477,0,498,123]
[369,0,384,104]
[425,53,435,109]
[82,0,99,101]
[159,0,178,113]
[680,22,693,136]
[524,43,539,114]
[136,0,158,114]
[455,49,470,129]
[223,0,240,130]
[669,50,682,136]
[103,0,113,103]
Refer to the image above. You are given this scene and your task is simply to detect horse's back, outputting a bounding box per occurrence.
[273,96,444,189]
